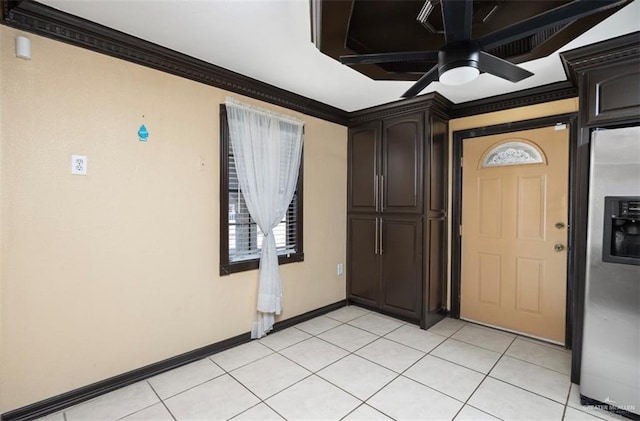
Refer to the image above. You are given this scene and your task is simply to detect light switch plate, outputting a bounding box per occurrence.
[71,155,87,175]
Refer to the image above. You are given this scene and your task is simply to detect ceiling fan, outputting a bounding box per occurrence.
[340,0,627,98]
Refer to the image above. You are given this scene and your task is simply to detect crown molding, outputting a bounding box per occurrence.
[560,31,640,84]
[347,82,578,126]
[1,1,590,130]
[348,92,454,124]
[450,81,578,118]
[1,0,350,126]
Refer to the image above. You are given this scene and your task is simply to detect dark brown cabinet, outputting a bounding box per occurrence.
[347,104,448,326]
[347,214,423,320]
[380,216,423,319]
[348,121,380,213]
[382,114,424,214]
[347,214,378,307]
[348,113,423,214]
[586,59,640,126]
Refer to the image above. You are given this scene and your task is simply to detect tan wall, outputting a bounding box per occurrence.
[446,98,580,308]
[0,27,348,412]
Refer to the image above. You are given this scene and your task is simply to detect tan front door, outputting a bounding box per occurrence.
[461,125,569,343]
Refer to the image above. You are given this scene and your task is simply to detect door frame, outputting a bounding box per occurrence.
[450,113,579,348]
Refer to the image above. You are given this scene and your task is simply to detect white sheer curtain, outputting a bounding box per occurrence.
[225,98,304,338]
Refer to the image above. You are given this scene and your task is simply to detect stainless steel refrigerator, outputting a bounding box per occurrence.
[581,126,640,417]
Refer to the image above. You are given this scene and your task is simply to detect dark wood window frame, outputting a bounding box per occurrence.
[219,105,304,276]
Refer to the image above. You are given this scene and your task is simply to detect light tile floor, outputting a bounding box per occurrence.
[37,306,631,421]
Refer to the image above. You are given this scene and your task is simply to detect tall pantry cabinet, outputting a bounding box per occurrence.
[347,97,449,328]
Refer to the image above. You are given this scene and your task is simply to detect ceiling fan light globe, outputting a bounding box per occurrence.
[440,65,480,85]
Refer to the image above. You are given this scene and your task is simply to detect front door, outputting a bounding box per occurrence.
[460,125,569,343]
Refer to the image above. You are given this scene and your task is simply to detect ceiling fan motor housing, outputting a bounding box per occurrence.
[438,41,481,77]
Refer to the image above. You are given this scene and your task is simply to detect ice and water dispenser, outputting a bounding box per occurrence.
[603,196,640,265]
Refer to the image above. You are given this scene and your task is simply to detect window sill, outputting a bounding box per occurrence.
[220,253,304,276]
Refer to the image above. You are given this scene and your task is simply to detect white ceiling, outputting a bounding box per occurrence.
[39,0,640,112]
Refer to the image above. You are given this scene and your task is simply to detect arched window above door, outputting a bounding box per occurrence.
[480,140,546,168]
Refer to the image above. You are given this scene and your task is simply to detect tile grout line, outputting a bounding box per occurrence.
[225,401,264,420]
[467,331,574,419]
[207,314,370,418]
[501,351,572,376]
[355,331,473,420]
[333,319,491,417]
[224,364,316,418]
[150,365,227,402]
[219,316,368,421]
[429,324,571,377]
[208,342,275,372]
[338,402,367,421]
[380,327,449,353]
[145,380,177,421]
[345,319,408,338]
[486,376,574,417]
[485,372,571,406]
[425,352,491,376]
[449,333,518,421]
[274,324,383,406]
[260,399,289,421]
[272,319,361,375]
[272,314,409,420]
[393,333,506,418]
[313,321,399,355]
[313,331,429,410]
[448,333,517,354]
[344,318,571,420]
[563,385,610,421]
[561,384,572,421]
[226,354,314,401]
[516,334,568,351]
[257,326,312,353]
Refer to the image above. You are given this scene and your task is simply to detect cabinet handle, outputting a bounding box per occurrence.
[381,175,384,212]
[379,218,384,255]
[375,217,379,255]
[374,175,378,212]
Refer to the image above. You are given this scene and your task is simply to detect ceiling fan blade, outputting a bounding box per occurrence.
[441,0,473,44]
[478,0,628,50]
[401,64,439,98]
[340,51,438,65]
[479,51,534,82]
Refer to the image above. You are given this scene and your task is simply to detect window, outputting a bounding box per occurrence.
[481,140,545,168]
[220,105,304,275]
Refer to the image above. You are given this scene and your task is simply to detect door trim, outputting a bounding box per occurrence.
[450,113,578,348]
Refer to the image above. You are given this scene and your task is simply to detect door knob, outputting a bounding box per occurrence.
[554,243,565,252]
[555,222,565,229]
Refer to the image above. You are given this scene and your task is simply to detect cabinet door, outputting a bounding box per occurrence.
[348,122,381,213]
[424,217,446,327]
[380,216,423,321]
[382,113,424,214]
[586,59,640,126]
[347,214,379,307]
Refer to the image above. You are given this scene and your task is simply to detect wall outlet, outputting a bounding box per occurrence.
[337,263,344,276]
[71,155,87,175]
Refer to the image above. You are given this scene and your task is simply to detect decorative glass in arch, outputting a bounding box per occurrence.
[481,141,545,168]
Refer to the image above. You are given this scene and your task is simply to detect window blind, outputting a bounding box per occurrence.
[228,150,298,262]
